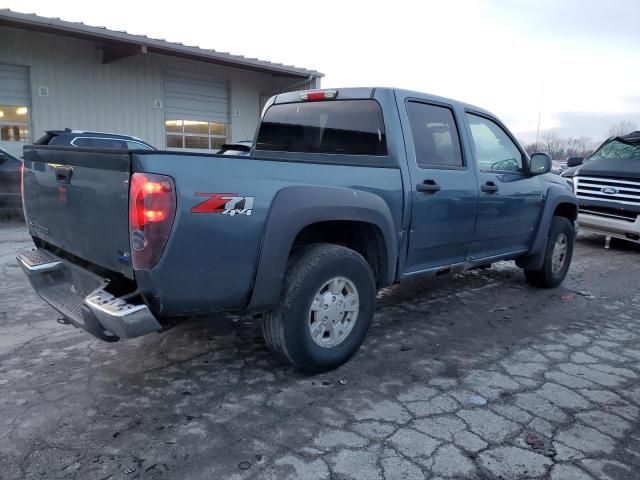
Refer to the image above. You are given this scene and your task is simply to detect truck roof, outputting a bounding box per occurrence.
[273,87,495,118]
[620,130,640,143]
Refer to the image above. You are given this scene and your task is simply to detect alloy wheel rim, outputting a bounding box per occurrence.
[308,276,359,348]
[551,233,568,274]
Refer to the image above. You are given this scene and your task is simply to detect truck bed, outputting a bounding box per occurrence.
[22,146,403,319]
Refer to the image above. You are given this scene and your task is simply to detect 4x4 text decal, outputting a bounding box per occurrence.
[191,193,254,216]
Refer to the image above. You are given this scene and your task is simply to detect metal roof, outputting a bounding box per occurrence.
[0,9,323,79]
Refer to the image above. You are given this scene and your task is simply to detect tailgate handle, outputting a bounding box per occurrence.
[55,165,73,184]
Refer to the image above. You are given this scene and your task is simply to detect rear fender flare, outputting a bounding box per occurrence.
[247,186,397,311]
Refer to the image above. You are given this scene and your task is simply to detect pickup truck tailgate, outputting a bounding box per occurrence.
[22,146,133,279]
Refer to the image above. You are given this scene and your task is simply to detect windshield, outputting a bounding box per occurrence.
[590,139,640,161]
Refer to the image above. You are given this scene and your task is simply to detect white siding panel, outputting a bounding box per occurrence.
[0,26,317,147]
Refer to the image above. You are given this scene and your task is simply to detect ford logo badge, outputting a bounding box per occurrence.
[601,187,618,195]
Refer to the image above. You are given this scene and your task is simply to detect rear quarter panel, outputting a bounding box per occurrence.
[132,153,403,317]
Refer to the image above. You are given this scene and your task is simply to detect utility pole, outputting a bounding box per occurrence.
[535,83,544,150]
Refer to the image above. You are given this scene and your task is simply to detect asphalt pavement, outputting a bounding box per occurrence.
[1,221,639,480]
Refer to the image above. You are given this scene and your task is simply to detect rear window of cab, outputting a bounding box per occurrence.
[255,100,387,156]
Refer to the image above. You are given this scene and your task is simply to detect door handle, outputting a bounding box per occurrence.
[55,165,73,184]
[481,181,498,193]
[416,180,441,194]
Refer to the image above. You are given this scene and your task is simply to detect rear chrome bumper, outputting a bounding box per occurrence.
[578,213,640,244]
[17,248,162,341]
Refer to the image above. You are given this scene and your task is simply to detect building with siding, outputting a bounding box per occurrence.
[0,10,322,157]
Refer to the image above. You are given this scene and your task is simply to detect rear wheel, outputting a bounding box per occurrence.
[524,216,574,288]
[262,243,376,372]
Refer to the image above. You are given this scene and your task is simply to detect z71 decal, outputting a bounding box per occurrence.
[191,193,254,216]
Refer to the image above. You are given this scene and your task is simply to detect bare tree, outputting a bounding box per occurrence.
[521,141,537,156]
[575,136,594,157]
[522,134,595,160]
[541,130,563,159]
[608,120,637,137]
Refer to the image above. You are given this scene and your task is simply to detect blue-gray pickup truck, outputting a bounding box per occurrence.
[18,87,577,371]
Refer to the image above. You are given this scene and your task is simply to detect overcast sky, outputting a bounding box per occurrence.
[4,0,639,143]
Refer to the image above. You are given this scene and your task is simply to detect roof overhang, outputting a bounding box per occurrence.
[0,9,323,79]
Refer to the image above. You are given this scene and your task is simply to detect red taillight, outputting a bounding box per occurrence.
[129,173,176,270]
[143,210,166,222]
[143,181,171,195]
[300,90,338,101]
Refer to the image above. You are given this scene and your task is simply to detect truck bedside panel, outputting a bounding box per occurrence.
[131,153,403,317]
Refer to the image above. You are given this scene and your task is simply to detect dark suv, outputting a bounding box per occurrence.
[35,129,155,150]
[0,147,22,219]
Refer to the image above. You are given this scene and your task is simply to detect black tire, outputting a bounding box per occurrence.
[262,243,376,372]
[524,216,574,288]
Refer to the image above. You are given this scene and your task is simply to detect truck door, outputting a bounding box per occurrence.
[401,99,479,273]
[463,112,543,260]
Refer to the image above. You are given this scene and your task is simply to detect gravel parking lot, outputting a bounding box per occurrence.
[1,221,639,480]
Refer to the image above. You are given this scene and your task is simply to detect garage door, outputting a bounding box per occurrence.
[0,64,31,158]
[164,70,229,151]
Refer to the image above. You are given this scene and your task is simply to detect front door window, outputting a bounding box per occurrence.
[466,113,524,173]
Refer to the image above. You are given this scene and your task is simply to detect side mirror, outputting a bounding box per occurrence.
[529,152,552,175]
[566,157,584,167]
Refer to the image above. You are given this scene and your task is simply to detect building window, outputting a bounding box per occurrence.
[165,120,227,150]
[0,105,30,142]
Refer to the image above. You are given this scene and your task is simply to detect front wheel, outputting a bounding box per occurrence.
[262,243,376,372]
[524,216,575,288]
